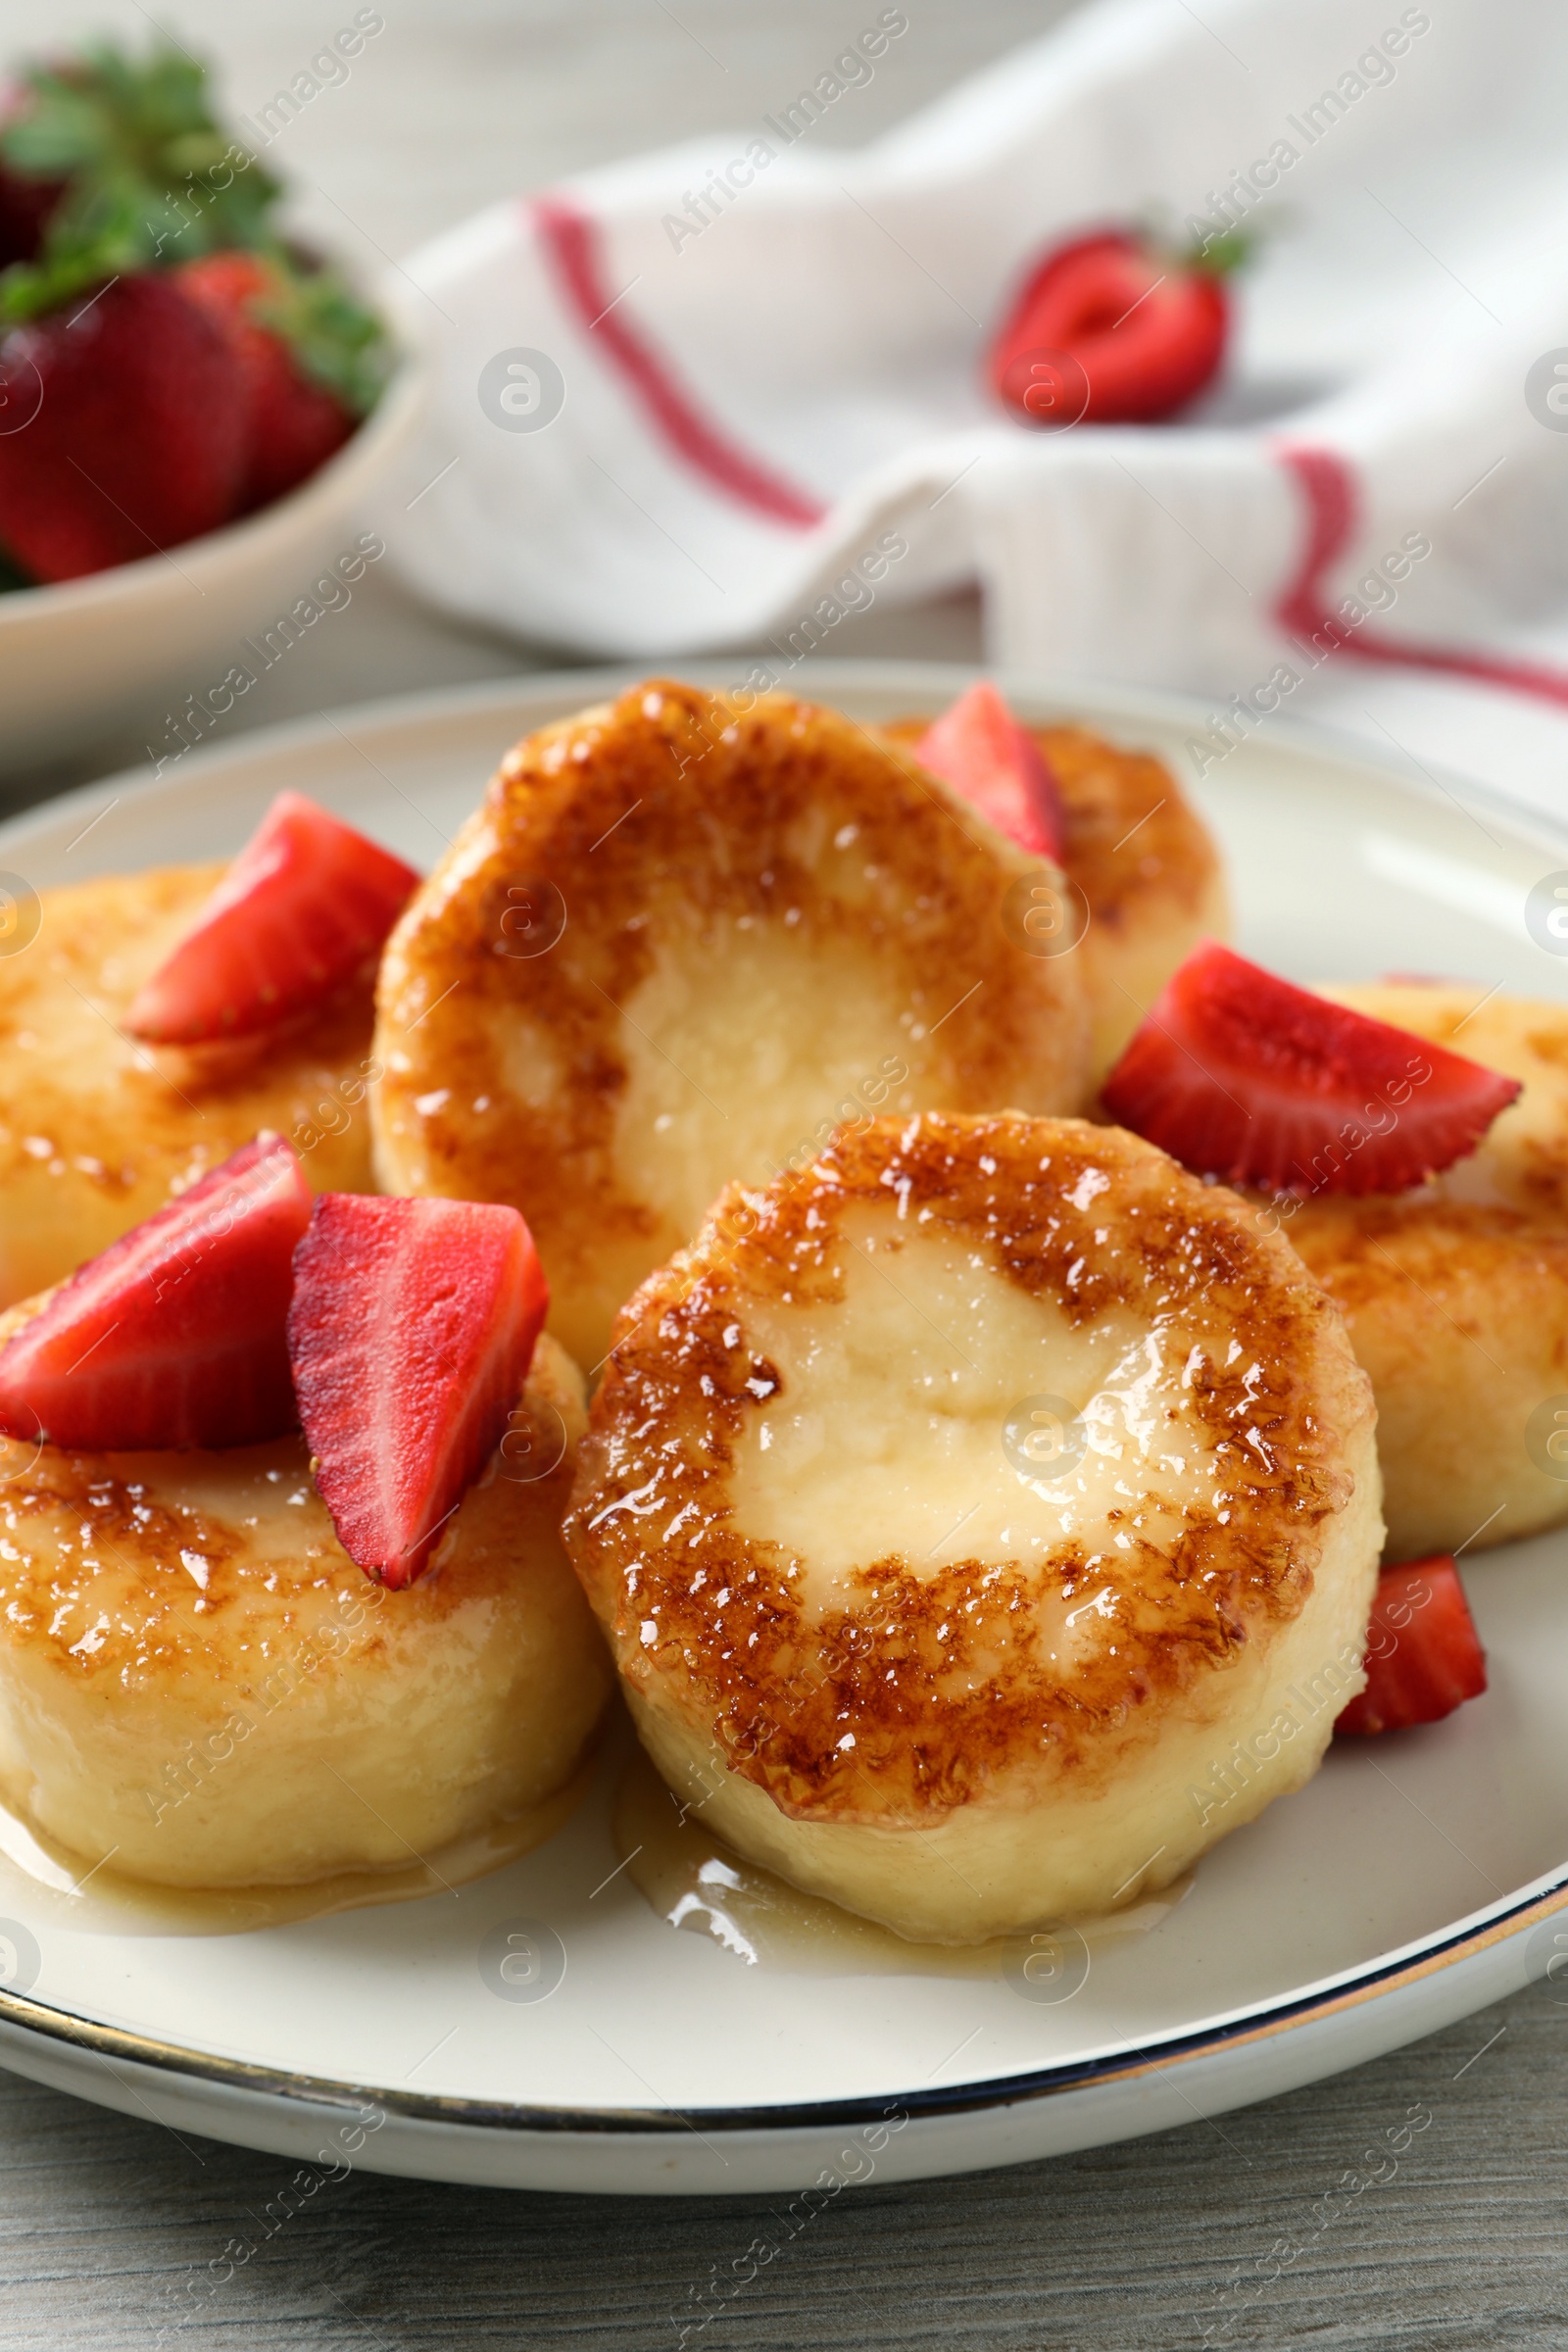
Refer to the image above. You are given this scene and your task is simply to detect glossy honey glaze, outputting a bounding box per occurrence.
[613,1746,1192,1978]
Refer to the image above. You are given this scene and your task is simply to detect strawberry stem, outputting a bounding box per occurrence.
[1134,202,1273,281]
[241,246,393,417]
[1183,222,1260,277]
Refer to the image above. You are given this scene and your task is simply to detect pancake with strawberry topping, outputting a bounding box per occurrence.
[372,681,1092,1370]
[882,699,1229,1085]
[1282,983,1568,1560]
[0,1151,609,1889]
[1101,952,1568,1559]
[0,796,416,1311]
[0,1327,605,1888]
[564,1111,1382,1942]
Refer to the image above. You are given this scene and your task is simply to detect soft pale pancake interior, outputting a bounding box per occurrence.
[612,918,911,1251]
[731,1206,1218,1593]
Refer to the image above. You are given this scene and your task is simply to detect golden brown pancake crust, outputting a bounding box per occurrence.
[565,1112,1367,1829]
[0,1282,590,1691]
[0,1434,553,1691]
[0,863,378,1305]
[374,682,1090,1361]
[1281,985,1568,1556]
[1287,1195,1568,1315]
[0,864,378,1172]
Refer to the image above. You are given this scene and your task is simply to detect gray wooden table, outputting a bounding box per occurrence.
[0,5,1561,2343]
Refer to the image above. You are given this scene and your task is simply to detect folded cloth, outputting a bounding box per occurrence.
[379,0,1568,802]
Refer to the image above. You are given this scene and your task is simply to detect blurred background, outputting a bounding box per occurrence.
[6,0,1567,826]
[0,0,1083,803]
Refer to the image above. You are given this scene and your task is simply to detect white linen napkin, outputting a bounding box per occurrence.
[377,0,1568,825]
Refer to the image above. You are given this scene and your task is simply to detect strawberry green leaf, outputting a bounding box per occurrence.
[0,36,284,322]
[245,247,395,417]
[1184,223,1261,277]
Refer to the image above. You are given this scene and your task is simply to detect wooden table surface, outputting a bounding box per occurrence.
[0,5,1559,2344]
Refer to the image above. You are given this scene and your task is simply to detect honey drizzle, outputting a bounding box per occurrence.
[0,1756,594,1938]
[612,1746,1192,1978]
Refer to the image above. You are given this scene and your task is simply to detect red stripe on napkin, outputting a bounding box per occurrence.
[1275,443,1568,710]
[532,194,826,531]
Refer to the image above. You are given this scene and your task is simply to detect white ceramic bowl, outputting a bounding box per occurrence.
[0,355,427,777]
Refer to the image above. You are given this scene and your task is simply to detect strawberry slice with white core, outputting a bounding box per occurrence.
[1101,940,1521,1196]
[125,791,419,1044]
[1335,1554,1487,1738]
[288,1195,549,1588]
[913,682,1065,861]
[0,1135,310,1449]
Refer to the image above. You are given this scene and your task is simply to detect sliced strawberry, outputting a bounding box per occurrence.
[988,229,1233,428]
[914,682,1065,860]
[1336,1555,1488,1737]
[288,1195,549,1588]
[1101,941,1521,1196]
[125,792,419,1045]
[0,1135,309,1449]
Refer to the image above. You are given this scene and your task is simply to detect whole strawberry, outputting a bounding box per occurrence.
[989,228,1245,428]
[0,271,245,580]
[176,251,358,511]
[0,35,389,576]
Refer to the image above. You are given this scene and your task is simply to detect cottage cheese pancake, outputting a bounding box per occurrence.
[0,1328,609,1887]
[1286,982,1568,1558]
[372,683,1092,1368]
[883,716,1228,1084]
[565,1112,1381,1942]
[0,864,377,1309]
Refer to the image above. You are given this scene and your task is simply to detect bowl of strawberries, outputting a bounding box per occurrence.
[0,37,425,775]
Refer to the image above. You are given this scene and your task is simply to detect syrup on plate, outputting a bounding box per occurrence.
[0,1753,595,1938]
[613,1745,1191,1979]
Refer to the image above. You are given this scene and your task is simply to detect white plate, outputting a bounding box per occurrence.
[0,660,1565,2198]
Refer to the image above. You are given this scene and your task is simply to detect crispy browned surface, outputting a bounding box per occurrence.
[881,716,1220,939]
[0,864,377,1297]
[374,682,1090,1362]
[565,1112,1371,1829]
[1287,1193,1568,1543]
[0,1437,350,1688]
[1286,1195,1568,1315]
[0,864,378,1169]
[0,1329,585,1695]
[1282,986,1568,1554]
